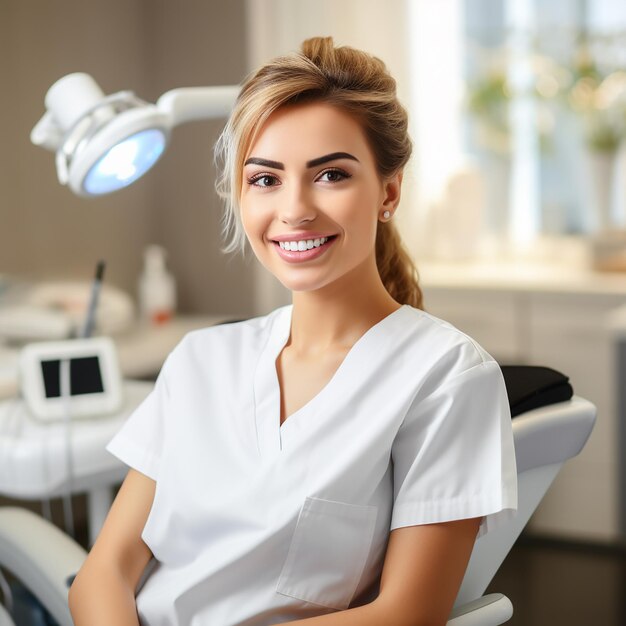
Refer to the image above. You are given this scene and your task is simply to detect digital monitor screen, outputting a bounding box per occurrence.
[41,356,105,398]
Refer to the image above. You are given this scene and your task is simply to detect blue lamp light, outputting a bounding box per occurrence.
[83,129,166,195]
[31,73,238,197]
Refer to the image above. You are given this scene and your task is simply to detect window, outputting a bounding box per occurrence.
[463,0,626,240]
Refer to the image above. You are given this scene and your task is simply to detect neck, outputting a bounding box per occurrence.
[288,255,401,356]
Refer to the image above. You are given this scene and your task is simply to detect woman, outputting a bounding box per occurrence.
[69,37,517,626]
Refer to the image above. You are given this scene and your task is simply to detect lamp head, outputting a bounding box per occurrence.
[32,73,169,196]
[32,74,239,198]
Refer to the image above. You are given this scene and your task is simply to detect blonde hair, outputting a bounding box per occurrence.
[215,36,422,308]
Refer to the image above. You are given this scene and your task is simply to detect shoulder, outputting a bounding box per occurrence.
[183,306,284,343]
[163,306,287,369]
[398,305,499,392]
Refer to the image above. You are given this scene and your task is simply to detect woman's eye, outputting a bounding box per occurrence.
[249,174,279,188]
[318,169,350,183]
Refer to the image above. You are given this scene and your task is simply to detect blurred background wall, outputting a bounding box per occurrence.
[0,0,255,318]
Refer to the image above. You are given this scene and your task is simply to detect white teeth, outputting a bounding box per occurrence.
[279,237,329,250]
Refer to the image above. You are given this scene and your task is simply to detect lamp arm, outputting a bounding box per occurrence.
[156,86,240,126]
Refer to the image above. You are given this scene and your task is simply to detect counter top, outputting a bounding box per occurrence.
[418,260,626,296]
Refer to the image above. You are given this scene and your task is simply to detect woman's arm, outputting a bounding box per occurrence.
[68,468,156,626]
[283,516,481,626]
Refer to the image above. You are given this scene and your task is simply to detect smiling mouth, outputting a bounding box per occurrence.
[272,235,337,252]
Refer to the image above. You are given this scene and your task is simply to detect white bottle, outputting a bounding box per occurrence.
[138,245,176,325]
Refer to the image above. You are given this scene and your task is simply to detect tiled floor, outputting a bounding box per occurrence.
[487,533,626,625]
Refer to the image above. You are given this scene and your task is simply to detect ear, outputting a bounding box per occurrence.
[381,171,403,212]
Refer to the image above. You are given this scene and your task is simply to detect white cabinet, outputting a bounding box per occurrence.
[422,271,626,544]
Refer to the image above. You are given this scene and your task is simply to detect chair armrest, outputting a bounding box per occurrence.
[513,396,596,473]
[0,507,87,626]
[447,593,513,626]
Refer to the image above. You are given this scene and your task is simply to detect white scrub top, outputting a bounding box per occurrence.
[106,304,517,626]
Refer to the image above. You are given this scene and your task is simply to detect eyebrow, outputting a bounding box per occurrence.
[243,152,359,170]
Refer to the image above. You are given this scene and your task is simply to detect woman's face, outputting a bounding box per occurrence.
[240,101,400,293]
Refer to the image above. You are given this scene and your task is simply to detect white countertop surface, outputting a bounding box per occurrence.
[419,260,626,296]
[0,380,153,498]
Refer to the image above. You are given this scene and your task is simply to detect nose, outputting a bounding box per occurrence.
[278,182,316,226]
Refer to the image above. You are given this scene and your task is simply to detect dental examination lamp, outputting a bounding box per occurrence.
[31,73,239,196]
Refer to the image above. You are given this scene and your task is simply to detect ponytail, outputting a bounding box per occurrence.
[376,221,423,309]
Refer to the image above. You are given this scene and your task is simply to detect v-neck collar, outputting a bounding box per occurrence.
[253,304,410,456]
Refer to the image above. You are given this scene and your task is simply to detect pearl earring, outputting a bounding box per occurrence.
[383,210,391,220]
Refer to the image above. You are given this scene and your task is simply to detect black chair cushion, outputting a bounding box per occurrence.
[499,365,573,418]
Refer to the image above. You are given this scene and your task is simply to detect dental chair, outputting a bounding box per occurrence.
[0,369,596,626]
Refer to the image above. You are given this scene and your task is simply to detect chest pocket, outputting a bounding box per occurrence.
[276,496,378,610]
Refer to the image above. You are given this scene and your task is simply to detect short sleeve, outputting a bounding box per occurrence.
[105,356,172,481]
[391,360,518,538]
